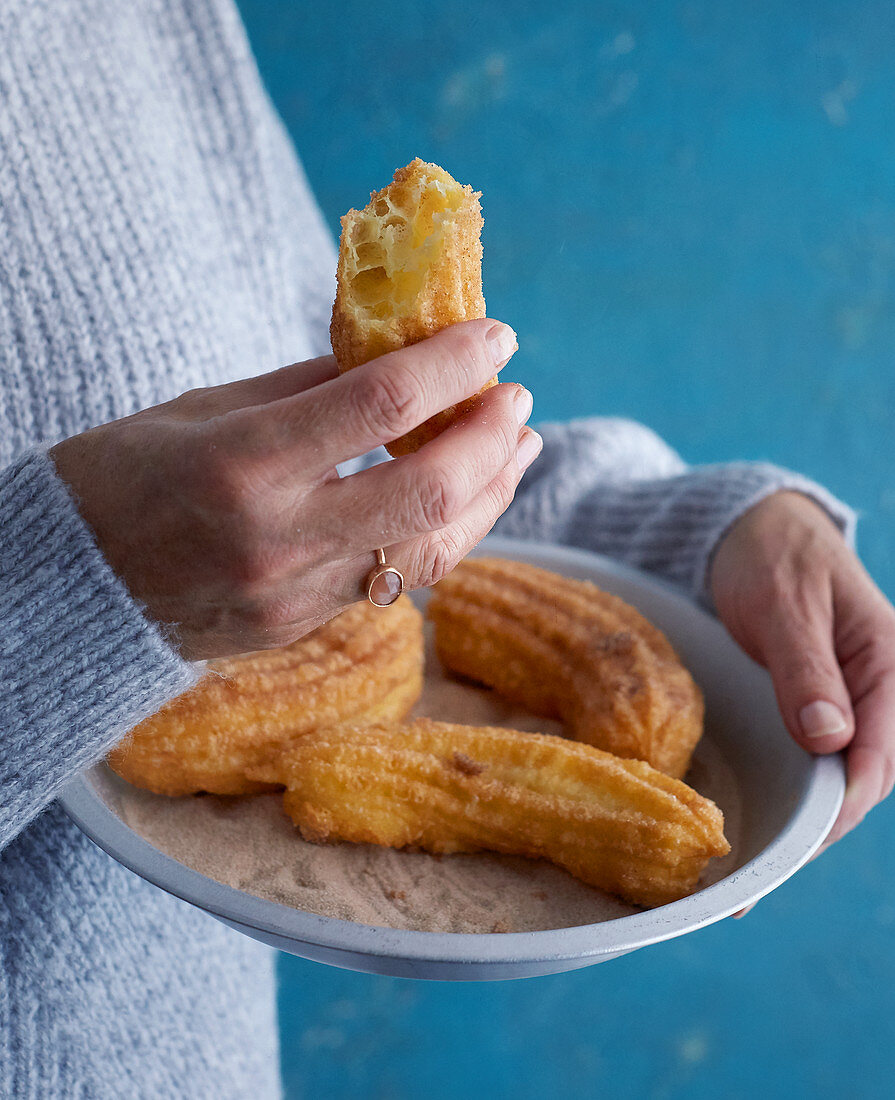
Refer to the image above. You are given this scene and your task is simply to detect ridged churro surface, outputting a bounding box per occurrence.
[330,158,491,456]
[248,718,729,908]
[107,598,423,796]
[427,558,705,778]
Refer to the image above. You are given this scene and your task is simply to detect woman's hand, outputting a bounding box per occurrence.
[50,319,540,660]
[710,490,895,851]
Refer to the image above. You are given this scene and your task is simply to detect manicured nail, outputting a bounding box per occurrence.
[516,428,542,471]
[487,324,518,365]
[514,386,533,424]
[799,700,848,739]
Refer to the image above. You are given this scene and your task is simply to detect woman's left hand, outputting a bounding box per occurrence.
[710,490,895,853]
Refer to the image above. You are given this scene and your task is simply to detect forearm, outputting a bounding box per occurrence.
[0,448,199,850]
[496,417,857,607]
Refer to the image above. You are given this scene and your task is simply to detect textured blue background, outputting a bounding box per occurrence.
[236,2,895,1096]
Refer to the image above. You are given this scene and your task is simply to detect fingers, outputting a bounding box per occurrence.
[323,427,542,607]
[711,493,855,754]
[227,356,342,405]
[712,492,895,861]
[170,356,340,418]
[304,382,532,558]
[394,428,542,591]
[834,741,895,843]
[759,584,855,756]
[253,319,518,475]
[235,440,537,646]
[822,603,895,846]
[817,730,895,858]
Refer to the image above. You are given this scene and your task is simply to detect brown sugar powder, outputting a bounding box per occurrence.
[101,626,743,934]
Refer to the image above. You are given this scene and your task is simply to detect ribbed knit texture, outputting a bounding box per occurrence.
[0,1,335,1095]
[0,1,855,1096]
[0,447,200,849]
[494,418,856,604]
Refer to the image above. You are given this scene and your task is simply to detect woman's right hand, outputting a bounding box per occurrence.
[50,319,539,660]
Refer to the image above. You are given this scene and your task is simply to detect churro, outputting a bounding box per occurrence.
[247,718,729,908]
[427,558,704,778]
[108,597,423,796]
[330,158,491,456]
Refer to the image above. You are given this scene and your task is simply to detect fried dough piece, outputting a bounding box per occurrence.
[427,558,704,779]
[247,719,729,908]
[107,598,424,796]
[330,158,491,457]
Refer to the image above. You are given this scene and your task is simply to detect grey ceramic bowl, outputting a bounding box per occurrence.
[59,536,844,981]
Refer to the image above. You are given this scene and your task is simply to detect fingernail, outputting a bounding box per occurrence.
[516,428,542,471]
[514,386,533,424]
[487,324,518,366]
[799,700,848,739]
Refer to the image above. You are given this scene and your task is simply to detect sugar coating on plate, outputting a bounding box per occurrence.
[330,158,492,457]
[247,718,729,909]
[106,619,744,933]
[107,556,726,916]
[428,558,705,778]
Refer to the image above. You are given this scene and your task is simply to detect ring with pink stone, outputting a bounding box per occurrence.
[365,548,405,607]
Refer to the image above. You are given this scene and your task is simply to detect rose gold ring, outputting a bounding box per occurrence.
[365,548,405,607]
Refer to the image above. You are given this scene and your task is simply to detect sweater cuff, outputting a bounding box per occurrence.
[0,447,200,845]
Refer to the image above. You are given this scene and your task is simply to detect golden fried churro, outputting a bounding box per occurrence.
[330,158,491,457]
[108,598,423,796]
[247,718,729,908]
[427,558,705,779]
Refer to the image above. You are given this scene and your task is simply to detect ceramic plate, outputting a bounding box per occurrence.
[59,536,844,980]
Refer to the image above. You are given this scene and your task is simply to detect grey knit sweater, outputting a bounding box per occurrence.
[0,1,854,1096]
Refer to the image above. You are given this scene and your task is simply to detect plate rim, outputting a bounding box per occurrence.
[58,535,845,968]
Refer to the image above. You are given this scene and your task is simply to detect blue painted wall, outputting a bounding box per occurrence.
[236,2,895,1095]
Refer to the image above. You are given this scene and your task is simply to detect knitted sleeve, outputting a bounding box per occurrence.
[496,418,857,608]
[0,448,199,850]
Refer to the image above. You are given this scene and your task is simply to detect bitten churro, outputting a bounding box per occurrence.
[427,558,705,779]
[330,158,492,456]
[107,598,423,796]
[247,719,729,908]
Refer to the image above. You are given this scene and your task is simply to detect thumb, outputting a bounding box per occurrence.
[760,603,854,754]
